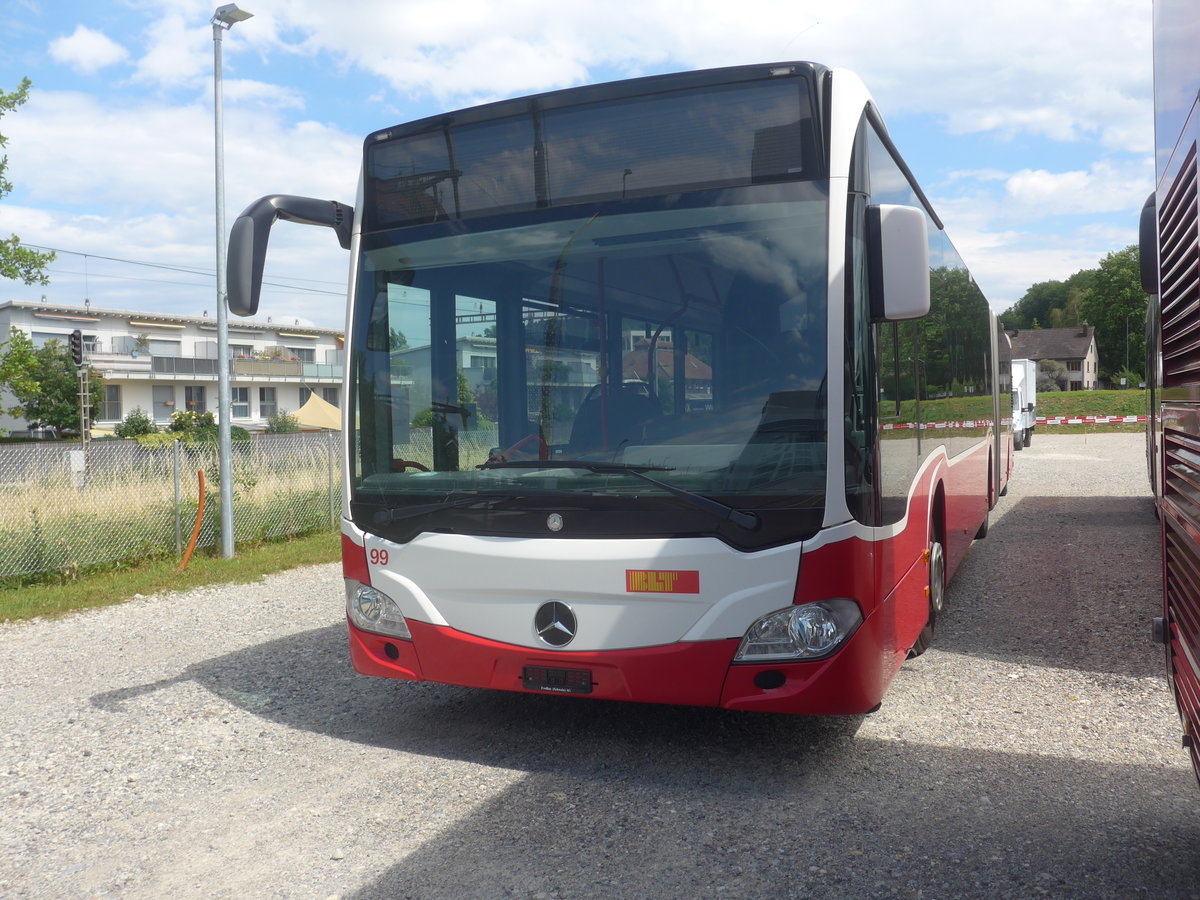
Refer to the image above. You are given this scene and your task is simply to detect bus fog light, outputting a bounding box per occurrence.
[734,599,862,662]
[345,579,411,639]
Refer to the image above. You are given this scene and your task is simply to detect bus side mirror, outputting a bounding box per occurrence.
[1139,192,1158,295]
[227,195,355,316]
[867,204,931,321]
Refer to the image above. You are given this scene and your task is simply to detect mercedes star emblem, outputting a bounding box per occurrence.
[547,513,564,532]
[534,601,577,647]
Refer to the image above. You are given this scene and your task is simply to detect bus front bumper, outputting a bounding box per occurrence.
[347,613,888,716]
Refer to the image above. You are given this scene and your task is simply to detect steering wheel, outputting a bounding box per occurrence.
[490,432,548,463]
[391,459,430,473]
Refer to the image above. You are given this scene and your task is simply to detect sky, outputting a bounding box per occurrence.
[0,0,1153,330]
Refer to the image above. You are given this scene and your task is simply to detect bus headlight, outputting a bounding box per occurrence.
[345,579,411,639]
[733,599,862,662]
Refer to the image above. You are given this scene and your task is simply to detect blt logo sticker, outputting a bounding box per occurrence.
[625,570,700,594]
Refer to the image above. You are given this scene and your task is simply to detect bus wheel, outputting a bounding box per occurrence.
[909,539,945,658]
[975,505,989,539]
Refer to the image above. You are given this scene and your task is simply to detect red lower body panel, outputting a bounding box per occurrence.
[348,614,891,715]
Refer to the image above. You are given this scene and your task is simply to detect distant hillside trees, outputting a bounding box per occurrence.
[1000,245,1145,384]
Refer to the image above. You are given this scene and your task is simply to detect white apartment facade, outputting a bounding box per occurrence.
[0,299,343,435]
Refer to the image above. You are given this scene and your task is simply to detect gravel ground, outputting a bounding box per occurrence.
[2,432,1196,899]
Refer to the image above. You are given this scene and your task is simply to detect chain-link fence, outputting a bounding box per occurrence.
[0,433,342,579]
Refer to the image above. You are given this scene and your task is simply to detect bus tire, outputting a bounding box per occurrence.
[909,539,945,658]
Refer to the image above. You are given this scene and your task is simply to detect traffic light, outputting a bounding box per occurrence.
[69,329,84,367]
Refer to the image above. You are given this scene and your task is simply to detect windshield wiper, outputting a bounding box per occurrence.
[478,459,759,531]
[371,493,515,525]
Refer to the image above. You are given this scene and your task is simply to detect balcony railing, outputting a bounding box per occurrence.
[153,357,221,375]
[302,362,342,379]
[232,358,303,376]
[89,351,342,380]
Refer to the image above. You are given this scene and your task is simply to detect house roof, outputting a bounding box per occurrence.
[622,341,712,382]
[0,299,340,337]
[1007,325,1096,362]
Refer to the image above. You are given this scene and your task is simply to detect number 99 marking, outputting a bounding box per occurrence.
[368,548,389,566]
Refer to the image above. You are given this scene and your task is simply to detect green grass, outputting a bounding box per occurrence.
[0,530,340,623]
[1037,389,1147,419]
[1032,389,1148,435]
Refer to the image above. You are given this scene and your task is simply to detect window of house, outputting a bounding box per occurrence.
[31,328,62,348]
[232,387,249,417]
[322,387,339,407]
[231,344,254,358]
[299,387,313,406]
[152,385,176,423]
[287,347,315,363]
[103,385,121,421]
[1067,360,1081,371]
[260,387,277,418]
[185,385,207,414]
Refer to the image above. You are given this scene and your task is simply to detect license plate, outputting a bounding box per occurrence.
[522,666,593,694]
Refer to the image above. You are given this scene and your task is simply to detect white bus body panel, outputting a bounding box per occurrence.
[362,532,802,651]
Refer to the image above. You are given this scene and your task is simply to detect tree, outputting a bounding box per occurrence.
[1049,287,1084,328]
[1000,269,1096,332]
[1,79,54,284]
[1080,245,1146,382]
[0,328,102,432]
[1002,280,1068,330]
[1037,359,1068,392]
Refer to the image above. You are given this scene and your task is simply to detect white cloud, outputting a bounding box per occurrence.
[48,25,130,75]
[263,0,1151,150]
[1004,160,1153,217]
[223,79,305,110]
[132,12,211,87]
[1,88,357,325]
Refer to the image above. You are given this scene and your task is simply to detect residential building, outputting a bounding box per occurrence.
[0,299,343,435]
[1007,325,1099,391]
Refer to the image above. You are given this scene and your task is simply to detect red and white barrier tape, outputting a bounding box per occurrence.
[881,414,1148,431]
[1036,415,1148,425]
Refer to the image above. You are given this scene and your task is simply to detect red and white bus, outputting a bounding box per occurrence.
[228,63,1001,715]
[1143,1,1200,780]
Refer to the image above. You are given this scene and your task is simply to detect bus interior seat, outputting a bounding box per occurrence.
[568,384,661,455]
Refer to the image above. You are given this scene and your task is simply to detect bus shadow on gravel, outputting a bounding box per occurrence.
[87,618,1199,899]
[341,736,1196,900]
[938,493,1163,679]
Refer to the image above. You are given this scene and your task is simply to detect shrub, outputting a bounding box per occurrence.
[115,407,156,438]
[168,410,216,432]
[265,409,300,433]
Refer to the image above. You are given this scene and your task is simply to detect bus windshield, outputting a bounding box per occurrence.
[349,181,829,545]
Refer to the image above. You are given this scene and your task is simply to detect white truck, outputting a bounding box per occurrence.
[1012,358,1037,449]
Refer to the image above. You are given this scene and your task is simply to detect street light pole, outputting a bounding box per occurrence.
[211,3,253,559]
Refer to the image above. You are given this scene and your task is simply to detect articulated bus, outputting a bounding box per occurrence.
[228,62,1002,715]
[1142,0,1200,780]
